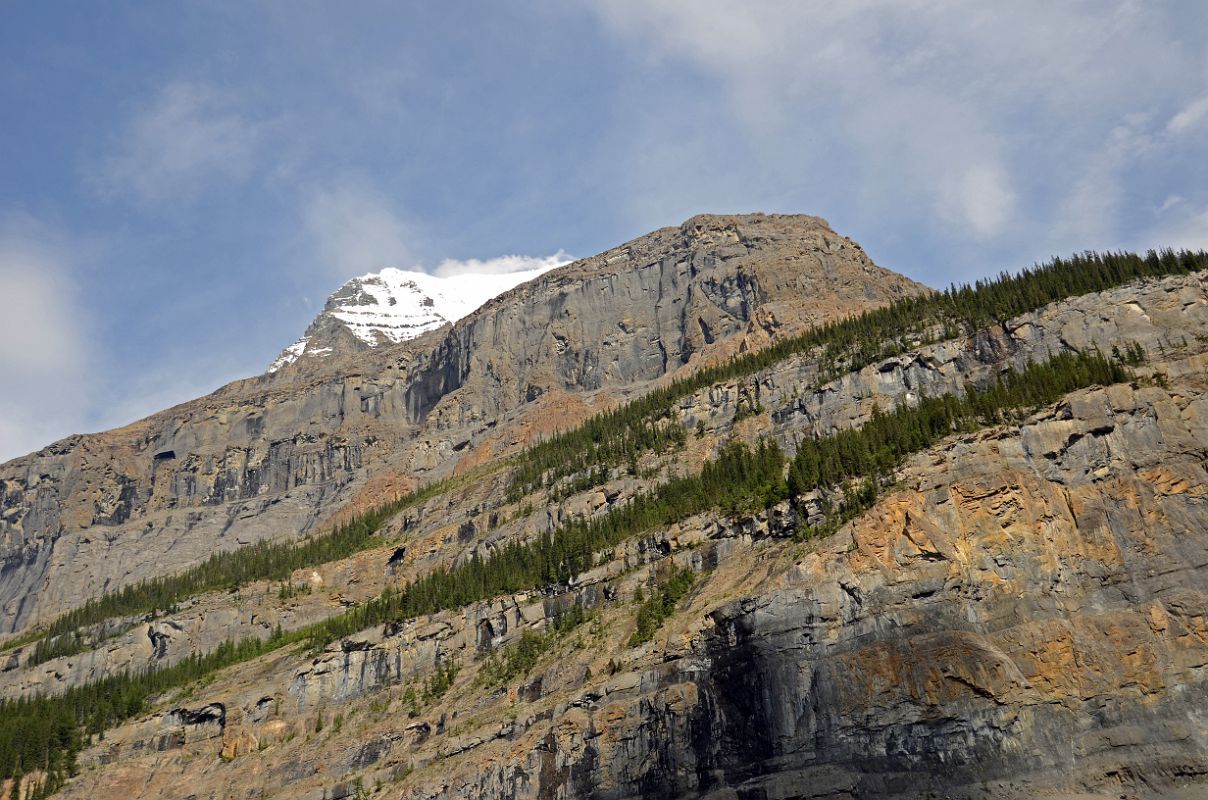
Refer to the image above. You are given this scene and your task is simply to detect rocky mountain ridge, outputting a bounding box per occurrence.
[2,216,1206,800]
[8,267,1206,800]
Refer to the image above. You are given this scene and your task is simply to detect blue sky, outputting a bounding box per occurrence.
[2,2,1207,461]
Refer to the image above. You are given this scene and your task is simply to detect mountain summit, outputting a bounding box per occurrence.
[270,256,570,372]
[0,213,923,635]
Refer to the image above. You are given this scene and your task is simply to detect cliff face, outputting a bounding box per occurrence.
[369,381,1208,800]
[13,269,1206,800]
[0,213,923,634]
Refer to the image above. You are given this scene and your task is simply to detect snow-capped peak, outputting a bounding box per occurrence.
[268,253,570,372]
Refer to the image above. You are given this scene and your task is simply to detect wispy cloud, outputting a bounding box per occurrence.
[582,1,1207,248]
[937,162,1017,240]
[98,81,270,204]
[301,179,572,281]
[1143,199,1208,252]
[432,251,572,277]
[1167,94,1208,136]
[0,216,94,461]
[302,180,416,278]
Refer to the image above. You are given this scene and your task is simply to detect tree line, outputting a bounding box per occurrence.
[16,475,464,666]
[786,349,1132,533]
[300,350,1134,649]
[504,248,1204,500]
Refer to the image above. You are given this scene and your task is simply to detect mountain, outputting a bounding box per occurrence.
[268,258,569,373]
[2,215,1207,800]
[0,214,922,635]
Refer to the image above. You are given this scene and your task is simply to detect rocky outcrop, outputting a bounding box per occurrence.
[397,213,915,428]
[0,214,924,634]
[48,374,1208,800]
[359,377,1208,800]
[684,379,1208,798]
[11,272,1205,704]
[35,269,1208,800]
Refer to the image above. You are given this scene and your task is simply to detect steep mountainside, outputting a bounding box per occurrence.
[2,217,1206,800]
[0,214,923,635]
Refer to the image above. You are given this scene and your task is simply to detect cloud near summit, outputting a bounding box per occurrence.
[302,180,570,281]
[432,251,572,278]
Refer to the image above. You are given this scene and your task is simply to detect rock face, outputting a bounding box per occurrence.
[4,216,1208,800]
[293,275,1208,800]
[0,213,923,634]
[688,381,1208,799]
[49,372,1208,800]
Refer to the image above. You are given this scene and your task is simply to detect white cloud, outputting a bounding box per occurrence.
[1049,119,1155,251]
[585,1,1178,118]
[1167,94,1208,135]
[938,162,1017,239]
[302,181,572,281]
[582,1,1204,246]
[100,81,268,203]
[0,217,95,462]
[1158,195,1184,214]
[432,250,573,277]
[303,182,415,278]
[1143,203,1208,252]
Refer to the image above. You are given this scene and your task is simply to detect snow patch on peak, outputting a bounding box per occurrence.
[268,251,571,372]
[268,338,311,373]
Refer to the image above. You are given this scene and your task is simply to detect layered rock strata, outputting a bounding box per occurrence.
[16,271,1208,800]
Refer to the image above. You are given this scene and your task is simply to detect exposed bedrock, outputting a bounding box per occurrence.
[382,379,1208,800]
